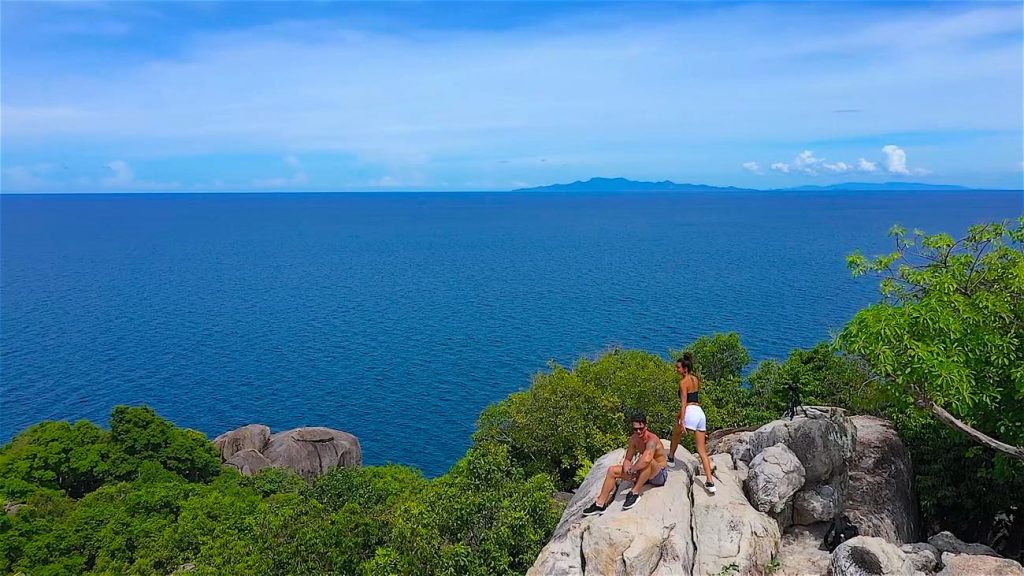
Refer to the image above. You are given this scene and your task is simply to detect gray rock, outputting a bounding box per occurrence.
[528,441,700,576]
[4,501,26,516]
[746,443,806,514]
[263,427,361,480]
[748,406,857,484]
[830,536,915,576]
[900,543,940,573]
[693,454,781,576]
[795,483,842,526]
[928,531,999,557]
[213,424,271,460]
[937,553,1024,575]
[224,448,273,476]
[845,416,919,543]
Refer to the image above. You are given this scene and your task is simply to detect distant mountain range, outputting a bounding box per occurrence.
[512,177,973,193]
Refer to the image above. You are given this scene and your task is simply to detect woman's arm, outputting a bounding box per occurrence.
[679,377,688,423]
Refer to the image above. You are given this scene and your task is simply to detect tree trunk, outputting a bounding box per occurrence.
[915,396,1024,460]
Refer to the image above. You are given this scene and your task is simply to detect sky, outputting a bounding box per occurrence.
[2,1,1022,193]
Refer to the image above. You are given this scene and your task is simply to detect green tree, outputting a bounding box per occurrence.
[839,219,1024,459]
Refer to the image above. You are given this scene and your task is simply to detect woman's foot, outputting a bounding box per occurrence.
[667,456,676,468]
[582,502,608,516]
[704,480,717,494]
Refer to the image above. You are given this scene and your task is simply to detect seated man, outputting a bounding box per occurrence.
[583,412,669,515]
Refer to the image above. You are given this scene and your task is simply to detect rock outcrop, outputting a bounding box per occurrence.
[693,454,781,576]
[528,443,780,576]
[531,408,1020,576]
[214,424,361,479]
[845,416,918,543]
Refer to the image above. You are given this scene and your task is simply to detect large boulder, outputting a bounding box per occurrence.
[214,424,361,479]
[746,407,856,485]
[529,442,700,576]
[928,531,999,557]
[693,454,781,576]
[263,427,361,479]
[213,424,271,460]
[746,443,806,514]
[844,416,918,544]
[829,536,914,576]
[937,553,1024,576]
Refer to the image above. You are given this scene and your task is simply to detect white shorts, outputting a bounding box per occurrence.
[681,405,707,432]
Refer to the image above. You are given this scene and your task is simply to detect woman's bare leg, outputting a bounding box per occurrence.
[669,419,683,458]
[694,430,714,482]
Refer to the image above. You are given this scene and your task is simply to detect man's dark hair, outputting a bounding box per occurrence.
[630,411,648,425]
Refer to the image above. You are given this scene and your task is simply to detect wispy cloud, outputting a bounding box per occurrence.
[763,146,925,178]
[1,2,1020,190]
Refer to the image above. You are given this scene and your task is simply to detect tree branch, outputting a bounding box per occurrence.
[915,395,1024,460]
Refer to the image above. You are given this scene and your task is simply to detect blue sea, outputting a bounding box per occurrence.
[2,191,1020,476]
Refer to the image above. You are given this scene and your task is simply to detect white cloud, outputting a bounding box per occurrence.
[882,145,910,175]
[100,159,180,190]
[770,162,791,174]
[251,156,308,188]
[823,161,851,173]
[857,158,877,172]
[2,163,57,190]
[102,160,134,186]
[742,161,762,174]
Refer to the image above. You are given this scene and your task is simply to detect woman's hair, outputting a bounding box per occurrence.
[676,352,695,374]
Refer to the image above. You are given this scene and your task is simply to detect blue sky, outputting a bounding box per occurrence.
[2,1,1022,192]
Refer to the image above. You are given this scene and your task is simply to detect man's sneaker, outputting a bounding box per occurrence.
[582,502,607,516]
[622,491,641,510]
[667,456,676,468]
[704,481,717,495]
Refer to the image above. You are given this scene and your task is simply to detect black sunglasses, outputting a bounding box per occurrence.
[631,425,645,432]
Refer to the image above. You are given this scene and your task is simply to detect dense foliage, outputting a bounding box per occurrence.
[4,218,1022,571]
[0,408,559,575]
[839,218,1024,544]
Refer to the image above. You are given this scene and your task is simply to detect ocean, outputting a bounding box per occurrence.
[1,190,1020,476]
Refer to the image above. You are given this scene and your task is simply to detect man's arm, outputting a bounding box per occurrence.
[622,441,637,472]
[636,441,657,469]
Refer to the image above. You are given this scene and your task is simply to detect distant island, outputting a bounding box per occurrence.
[512,177,974,193]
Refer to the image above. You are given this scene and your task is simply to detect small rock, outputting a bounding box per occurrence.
[745,443,806,514]
[224,448,273,476]
[900,543,940,573]
[4,501,25,515]
[829,536,914,576]
[928,531,999,557]
[794,483,841,525]
[937,553,1024,576]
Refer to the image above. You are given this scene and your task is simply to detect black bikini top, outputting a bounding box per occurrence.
[678,388,699,403]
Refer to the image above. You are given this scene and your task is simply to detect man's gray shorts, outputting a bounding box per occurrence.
[648,466,668,487]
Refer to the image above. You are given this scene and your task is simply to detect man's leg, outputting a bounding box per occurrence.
[629,461,663,494]
[596,465,625,506]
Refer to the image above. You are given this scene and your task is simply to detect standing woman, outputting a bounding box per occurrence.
[667,352,716,493]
